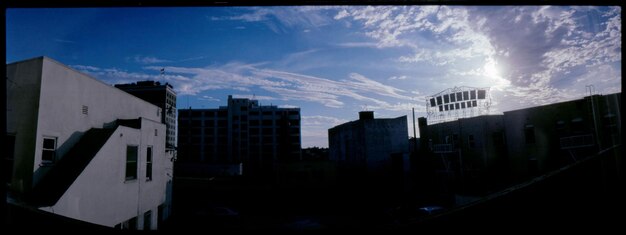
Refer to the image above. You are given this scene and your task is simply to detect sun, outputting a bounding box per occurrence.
[484,59,500,78]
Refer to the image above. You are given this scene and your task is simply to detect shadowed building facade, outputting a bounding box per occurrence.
[177,95,301,178]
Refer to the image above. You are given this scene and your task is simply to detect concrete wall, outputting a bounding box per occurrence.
[6,58,43,193]
[7,57,162,192]
[40,119,168,229]
[8,56,171,229]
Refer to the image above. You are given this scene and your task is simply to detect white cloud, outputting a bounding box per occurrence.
[200,96,220,102]
[388,75,407,80]
[129,55,171,64]
[232,94,277,101]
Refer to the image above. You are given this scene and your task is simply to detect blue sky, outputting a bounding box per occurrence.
[7,6,622,147]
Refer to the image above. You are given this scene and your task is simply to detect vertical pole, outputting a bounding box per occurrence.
[412,108,417,151]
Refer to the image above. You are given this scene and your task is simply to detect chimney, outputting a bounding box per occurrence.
[359,111,374,120]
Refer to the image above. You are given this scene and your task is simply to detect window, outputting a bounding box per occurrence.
[154,129,158,136]
[144,211,152,230]
[470,90,476,99]
[443,94,449,104]
[126,146,138,181]
[524,125,536,144]
[6,134,16,184]
[42,137,57,164]
[450,93,456,102]
[146,146,153,181]
[468,135,476,148]
[82,105,88,115]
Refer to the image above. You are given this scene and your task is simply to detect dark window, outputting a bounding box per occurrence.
[470,90,476,99]
[146,146,152,181]
[262,111,272,115]
[126,146,138,180]
[241,115,248,121]
[477,90,486,99]
[430,98,436,107]
[472,100,477,107]
[6,134,16,183]
[455,103,460,109]
[144,211,152,230]
[250,120,259,126]
[525,125,536,144]
[467,101,472,108]
[443,94,449,104]
[436,96,442,105]
[241,106,248,111]
[42,137,57,163]
[450,93,456,102]
[444,104,449,111]
[468,135,476,148]
[456,92,462,101]
[463,91,469,100]
[450,104,454,110]
[250,111,259,115]
[155,129,158,136]
[461,102,466,109]
[262,120,273,126]
[439,106,443,112]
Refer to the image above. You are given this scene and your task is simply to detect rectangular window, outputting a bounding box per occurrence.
[463,91,469,100]
[126,146,138,180]
[6,134,16,184]
[472,100,477,107]
[154,129,158,136]
[456,92,462,101]
[477,90,486,99]
[525,125,536,144]
[443,94,449,104]
[468,135,476,148]
[461,102,466,109]
[438,105,443,112]
[436,96,442,105]
[430,98,436,107]
[455,103,460,109]
[146,146,153,181]
[450,93,456,102]
[42,137,57,164]
[470,90,476,99]
[144,211,152,230]
[82,105,88,115]
[444,104,449,111]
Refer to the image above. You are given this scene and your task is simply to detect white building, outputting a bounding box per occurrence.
[6,56,173,230]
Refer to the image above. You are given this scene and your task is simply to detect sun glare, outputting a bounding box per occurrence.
[484,59,500,78]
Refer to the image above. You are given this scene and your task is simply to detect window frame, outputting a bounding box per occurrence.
[126,145,139,181]
[42,136,58,164]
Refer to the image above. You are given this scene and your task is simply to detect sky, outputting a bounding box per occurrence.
[6,6,622,148]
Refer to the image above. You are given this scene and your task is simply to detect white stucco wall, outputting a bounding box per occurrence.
[39,119,169,229]
[8,56,171,229]
[34,57,161,174]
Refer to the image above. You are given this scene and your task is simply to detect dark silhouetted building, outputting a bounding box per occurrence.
[418,115,508,201]
[177,95,301,177]
[504,92,621,182]
[328,111,409,189]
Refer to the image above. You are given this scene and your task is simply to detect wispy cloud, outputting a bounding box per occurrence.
[232,94,277,101]
[301,115,349,147]
[213,7,337,33]
[388,75,407,80]
[128,55,171,64]
[199,96,220,102]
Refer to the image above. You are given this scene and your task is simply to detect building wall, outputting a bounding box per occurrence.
[40,119,168,229]
[504,93,622,181]
[7,56,171,229]
[419,115,506,194]
[9,57,161,192]
[328,114,409,172]
[115,82,177,148]
[6,58,43,193]
[177,96,301,177]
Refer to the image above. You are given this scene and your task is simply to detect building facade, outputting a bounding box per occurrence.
[177,95,301,177]
[504,93,622,181]
[6,57,173,230]
[328,111,409,188]
[418,115,508,196]
[114,81,177,150]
